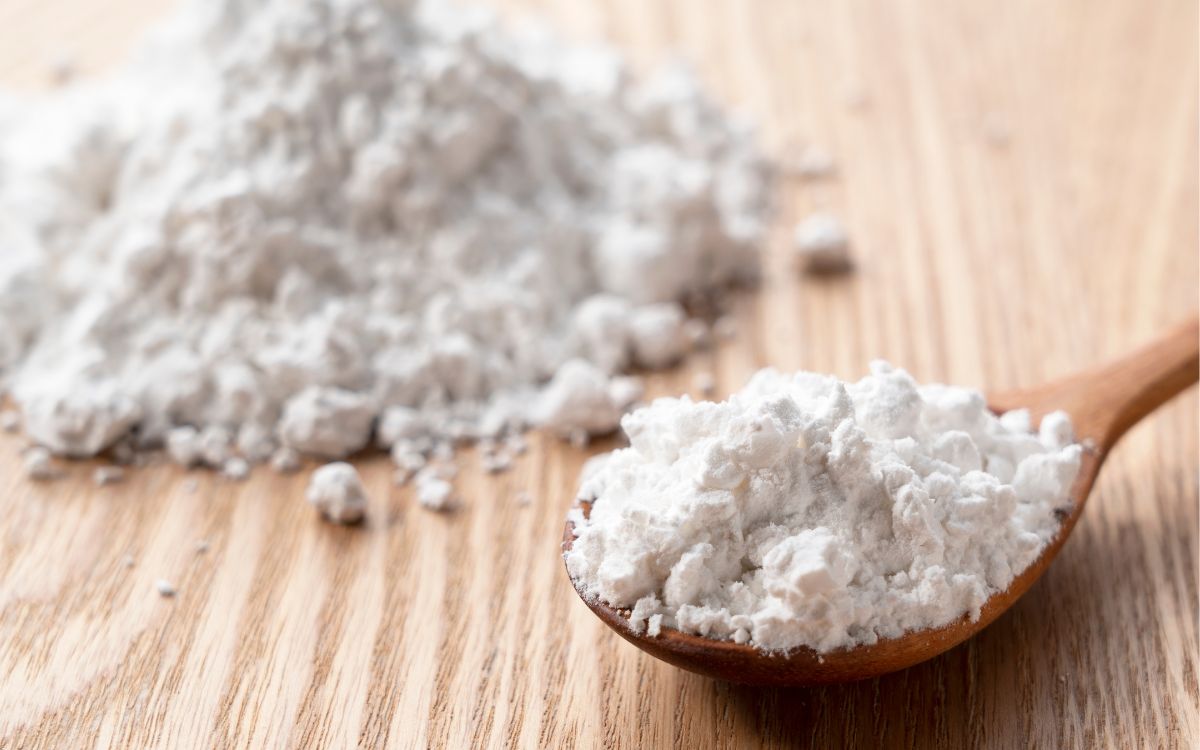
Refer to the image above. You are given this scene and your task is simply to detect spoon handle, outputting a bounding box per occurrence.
[990,315,1199,450]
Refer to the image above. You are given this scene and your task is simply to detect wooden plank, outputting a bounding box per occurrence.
[0,0,1195,746]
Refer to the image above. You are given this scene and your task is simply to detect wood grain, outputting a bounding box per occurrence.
[0,0,1196,747]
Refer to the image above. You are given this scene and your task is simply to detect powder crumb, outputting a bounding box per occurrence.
[221,457,250,480]
[122,554,136,569]
[182,478,199,493]
[647,614,663,637]
[391,447,427,475]
[693,372,717,396]
[279,387,374,458]
[794,213,853,273]
[481,452,513,474]
[269,447,301,474]
[535,360,642,439]
[0,409,19,432]
[155,579,177,598]
[195,540,210,554]
[23,447,60,480]
[199,427,233,468]
[504,434,528,456]
[416,470,456,512]
[432,442,454,463]
[566,361,1082,653]
[166,426,202,467]
[515,490,534,507]
[306,462,368,524]
[93,466,125,486]
[628,304,689,369]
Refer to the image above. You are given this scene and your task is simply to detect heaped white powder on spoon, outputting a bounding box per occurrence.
[565,361,1082,653]
[0,0,770,477]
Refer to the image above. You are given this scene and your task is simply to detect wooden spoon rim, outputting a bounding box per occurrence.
[561,442,1103,686]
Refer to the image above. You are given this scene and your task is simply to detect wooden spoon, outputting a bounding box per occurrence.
[562,316,1198,686]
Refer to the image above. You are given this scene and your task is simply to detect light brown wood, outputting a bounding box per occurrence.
[0,0,1196,747]
[565,318,1200,686]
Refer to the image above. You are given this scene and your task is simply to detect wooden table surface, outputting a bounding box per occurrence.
[1,0,1196,747]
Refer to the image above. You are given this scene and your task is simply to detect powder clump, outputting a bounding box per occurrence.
[0,0,770,476]
[565,361,1082,653]
[306,461,369,524]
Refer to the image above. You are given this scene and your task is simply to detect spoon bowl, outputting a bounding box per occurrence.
[563,317,1198,686]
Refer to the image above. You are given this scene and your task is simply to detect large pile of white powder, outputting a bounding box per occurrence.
[565,361,1082,653]
[0,0,769,471]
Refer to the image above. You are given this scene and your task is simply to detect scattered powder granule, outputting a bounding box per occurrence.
[416,470,456,511]
[306,462,369,524]
[166,427,203,468]
[199,427,234,468]
[515,490,534,506]
[693,372,717,396]
[155,579,177,597]
[269,447,301,474]
[221,457,250,480]
[534,360,645,438]
[0,409,19,432]
[565,361,1082,653]
[504,434,528,456]
[92,466,125,486]
[182,478,199,493]
[195,540,210,554]
[481,452,513,474]
[0,0,771,474]
[794,213,853,273]
[23,447,60,480]
[122,554,136,569]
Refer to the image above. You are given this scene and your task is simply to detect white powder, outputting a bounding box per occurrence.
[221,456,250,480]
[306,461,369,524]
[415,469,456,511]
[0,0,769,478]
[269,446,302,474]
[92,465,125,486]
[155,579,177,597]
[793,213,852,273]
[565,361,1082,653]
[22,446,60,480]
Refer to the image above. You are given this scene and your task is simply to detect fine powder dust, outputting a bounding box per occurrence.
[565,361,1082,653]
[0,0,770,471]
